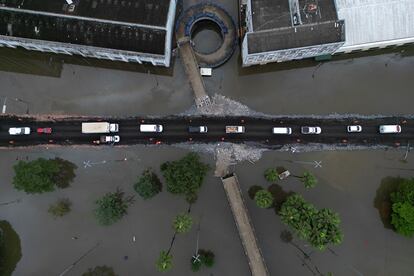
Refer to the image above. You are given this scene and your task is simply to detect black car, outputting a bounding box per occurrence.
[188,126,208,133]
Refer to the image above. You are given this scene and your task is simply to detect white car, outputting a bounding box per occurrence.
[9,127,30,135]
[100,135,120,143]
[347,125,362,133]
[140,124,163,133]
[379,125,401,134]
[301,126,321,134]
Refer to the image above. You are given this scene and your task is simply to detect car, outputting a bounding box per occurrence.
[347,125,362,133]
[37,127,52,134]
[301,126,321,134]
[140,124,163,133]
[8,127,30,135]
[188,126,208,133]
[100,135,120,143]
[379,125,401,134]
[272,127,292,135]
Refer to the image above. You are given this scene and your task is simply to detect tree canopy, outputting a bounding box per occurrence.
[82,265,117,276]
[301,171,317,188]
[12,158,76,194]
[254,190,274,208]
[94,188,134,226]
[191,249,215,272]
[264,168,279,182]
[390,178,414,237]
[48,198,72,218]
[161,153,209,203]
[156,250,173,272]
[134,169,162,199]
[172,213,193,234]
[279,194,343,250]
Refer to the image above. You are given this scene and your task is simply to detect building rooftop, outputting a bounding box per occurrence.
[336,0,414,50]
[0,0,173,55]
[0,0,170,27]
[247,20,344,53]
[251,0,338,31]
[246,0,344,53]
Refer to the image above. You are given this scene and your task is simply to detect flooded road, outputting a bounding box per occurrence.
[0,0,413,274]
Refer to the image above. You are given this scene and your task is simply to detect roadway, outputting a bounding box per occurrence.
[0,115,413,147]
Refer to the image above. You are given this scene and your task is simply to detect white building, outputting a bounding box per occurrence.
[335,0,414,53]
[240,0,345,66]
[0,0,177,67]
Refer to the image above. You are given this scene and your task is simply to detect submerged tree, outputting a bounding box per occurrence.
[134,169,162,199]
[300,171,318,188]
[264,168,279,182]
[13,158,77,194]
[161,153,209,203]
[254,190,274,208]
[172,213,193,234]
[82,265,117,276]
[156,250,173,272]
[389,178,414,237]
[94,188,134,226]
[279,194,343,250]
[48,198,72,218]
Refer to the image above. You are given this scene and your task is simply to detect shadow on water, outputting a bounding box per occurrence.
[0,47,174,78]
[0,220,22,276]
[237,44,414,76]
[373,176,404,229]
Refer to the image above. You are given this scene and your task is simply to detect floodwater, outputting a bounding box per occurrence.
[0,0,414,275]
[1,147,414,275]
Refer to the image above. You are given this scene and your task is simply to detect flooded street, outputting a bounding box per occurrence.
[0,1,414,274]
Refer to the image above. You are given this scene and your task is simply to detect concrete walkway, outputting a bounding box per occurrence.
[177,37,211,108]
[221,173,269,276]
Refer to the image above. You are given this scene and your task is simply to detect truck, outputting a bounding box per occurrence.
[225,126,245,134]
[82,122,119,134]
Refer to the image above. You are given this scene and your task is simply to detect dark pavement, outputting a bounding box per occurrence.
[0,115,412,148]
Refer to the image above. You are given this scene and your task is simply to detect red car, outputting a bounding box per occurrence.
[37,127,52,134]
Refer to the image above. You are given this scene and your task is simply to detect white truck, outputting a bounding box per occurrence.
[82,122,119,134]
[225,126,245,134]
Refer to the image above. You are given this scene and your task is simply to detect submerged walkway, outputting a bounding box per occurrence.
[177,37,211,108]
[221,173,269,276]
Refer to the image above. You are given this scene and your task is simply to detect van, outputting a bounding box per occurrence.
[272,127,292,135]
[140,124,163,133]
[379,125,401,134]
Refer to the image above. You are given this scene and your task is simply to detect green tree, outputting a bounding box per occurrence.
[264,168,279,182]
[13,158,60,194]
[156,250,173,272]
[134,169,162,199]
[12,158,76,194]
[190,249,215,272]
[173,213,193,234]
[391,202,414,237]
[254,190,274,208]
[389,178,414,237]
[94,188,134,226]
[200,249,215,267]
[82,265,117,276]
[301,171,317,188]
[161,153,209,203]
[279,194,343,250]
[48,198,72,218]
[53,158,77,188]
[0,220,22,276]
